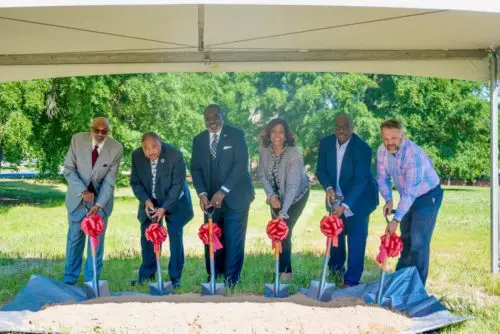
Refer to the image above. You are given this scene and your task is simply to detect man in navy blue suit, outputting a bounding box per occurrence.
[316,114,379,287]
[191,104,254,286]
[130,132,194,288]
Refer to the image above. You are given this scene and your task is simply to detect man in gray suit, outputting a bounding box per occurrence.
[63,117,123,285]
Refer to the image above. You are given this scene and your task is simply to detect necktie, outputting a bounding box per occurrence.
[151,160,157,199]
[210,133,218,159]
[92,145,99,168]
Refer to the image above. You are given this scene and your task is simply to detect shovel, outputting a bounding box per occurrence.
[305,196,341,302]
[82,201,110,298]
[376,209,396,305]
[264,208,289,298]
[201,207,225,296]
[146,207,173,296]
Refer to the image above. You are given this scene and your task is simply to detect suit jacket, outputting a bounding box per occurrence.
[63,132,123,220]
[191,124,254,210]
[258,145,309,217]
[130,142,193,226]
[316,133,379,217]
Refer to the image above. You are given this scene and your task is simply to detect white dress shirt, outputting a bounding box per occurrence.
[91,137,106,154]
[329,138,353,217]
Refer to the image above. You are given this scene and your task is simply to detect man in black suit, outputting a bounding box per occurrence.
[130,132,194,288]
[191,104,254,286]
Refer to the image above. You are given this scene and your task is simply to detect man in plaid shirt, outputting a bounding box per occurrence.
[376,119,443,286]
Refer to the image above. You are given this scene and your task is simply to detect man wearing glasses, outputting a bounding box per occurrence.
[316,114,378,287]
[190,104,254,287]
[62,117,123,285]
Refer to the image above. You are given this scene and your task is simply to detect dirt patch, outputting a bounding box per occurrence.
[25,294,412,333]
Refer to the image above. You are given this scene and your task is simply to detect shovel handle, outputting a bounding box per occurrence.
[274,244,280,260]
[326,237,332,257]
[208,217,214,259]
[90,239,97,257]
[381,257,388,272]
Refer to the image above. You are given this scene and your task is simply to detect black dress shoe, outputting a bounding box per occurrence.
[131,275,155,286]
[172,280,181,289]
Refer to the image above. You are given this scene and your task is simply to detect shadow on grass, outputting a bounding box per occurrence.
[0,180,65,213]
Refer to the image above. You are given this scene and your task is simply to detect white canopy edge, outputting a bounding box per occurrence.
[0,59,488,83]
[1,0,500,13]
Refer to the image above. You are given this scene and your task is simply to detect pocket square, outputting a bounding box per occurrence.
[223,145,232,150]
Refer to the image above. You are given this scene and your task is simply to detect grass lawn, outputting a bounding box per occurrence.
[0,179,499,333]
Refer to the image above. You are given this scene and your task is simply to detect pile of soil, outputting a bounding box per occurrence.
[23,294,412,333]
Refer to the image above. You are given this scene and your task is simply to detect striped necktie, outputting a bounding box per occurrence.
[151,159,158,199]
[210,133,218,159]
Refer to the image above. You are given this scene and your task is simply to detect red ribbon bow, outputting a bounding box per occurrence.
[145,223,168,254]
[320,214,344,247]
[376,232,404,265]
[266,218,289,253]
[198,223,223,251]
[81,214,105,248]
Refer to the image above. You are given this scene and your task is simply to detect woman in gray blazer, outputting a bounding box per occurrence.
[258,118,310,280]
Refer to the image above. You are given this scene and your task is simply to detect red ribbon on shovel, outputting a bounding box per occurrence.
[320,214,343,247]
[198,223,223,251]
[145,223,168,254]
[266,218,289,254]
[376,232,403,265]
[81,214,105,248]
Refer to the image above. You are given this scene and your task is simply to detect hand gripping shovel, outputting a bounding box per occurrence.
[376,209,401,305]
[200,207,225,296]
[82,202,110,298]
[146,207,173,296]
[305,196,342,302]
[264,208,289,298]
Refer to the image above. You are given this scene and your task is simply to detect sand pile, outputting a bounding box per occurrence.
[23,295,412,333]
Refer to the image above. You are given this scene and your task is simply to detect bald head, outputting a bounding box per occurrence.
[334,113,353,145]
[90,117,110,144]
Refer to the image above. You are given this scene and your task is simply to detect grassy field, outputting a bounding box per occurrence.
[0,179,499,333]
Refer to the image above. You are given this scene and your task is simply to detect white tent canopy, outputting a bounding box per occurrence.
[0,1,499,274]
[0,1,500,82]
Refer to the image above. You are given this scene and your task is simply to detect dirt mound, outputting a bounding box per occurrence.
[24,294,412,333]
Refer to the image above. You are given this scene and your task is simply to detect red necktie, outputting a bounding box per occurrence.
[92,145,99,168]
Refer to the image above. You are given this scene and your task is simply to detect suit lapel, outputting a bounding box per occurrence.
[215,126,227,161]
[332,136,338,190]
[339,135,354,182]
[155,144,167,184]
[83,134,93,174]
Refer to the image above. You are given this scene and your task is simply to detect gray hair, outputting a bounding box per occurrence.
[141,132,161,143]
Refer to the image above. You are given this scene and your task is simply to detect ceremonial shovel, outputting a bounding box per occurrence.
[201,207,225,296]
[146,207,173,296]
[264,208,289,298]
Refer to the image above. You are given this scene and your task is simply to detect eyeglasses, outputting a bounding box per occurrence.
[92,127,109,135]
[204,115,223,122]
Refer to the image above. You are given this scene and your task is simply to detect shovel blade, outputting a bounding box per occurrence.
[264,283,289,298]
[149,281,173,296]
[305,280,335,302]
[84,280,110,298]
[200,282,225,296]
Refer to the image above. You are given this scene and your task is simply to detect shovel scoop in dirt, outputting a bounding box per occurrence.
[264,208,289,298]
[199,207,225,296]
[305,198,343,302]
[145,208,173,296]
[81,207,110,298]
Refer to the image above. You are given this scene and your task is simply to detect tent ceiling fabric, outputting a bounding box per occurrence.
[0,1,499,82]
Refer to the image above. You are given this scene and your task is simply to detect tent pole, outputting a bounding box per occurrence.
[490,48,499,274]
